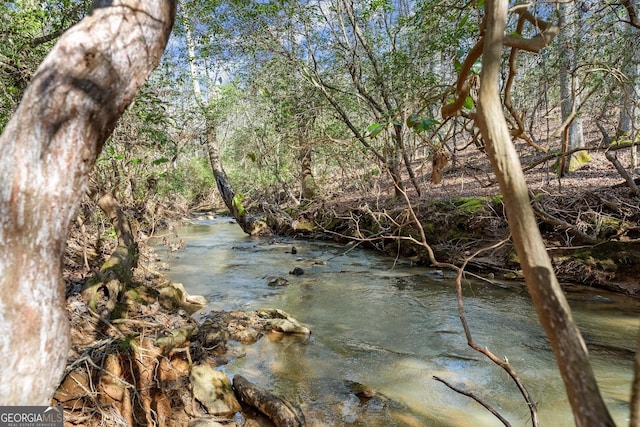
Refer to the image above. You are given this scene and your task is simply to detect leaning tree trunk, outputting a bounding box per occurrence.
[476,2,614,426]
[0,0,175,404]
[180,0,265,235]
[205,117,266,235]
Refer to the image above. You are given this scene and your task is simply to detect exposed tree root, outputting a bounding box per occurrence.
[233,375,306,427]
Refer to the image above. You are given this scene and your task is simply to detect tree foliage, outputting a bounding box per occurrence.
[0,0,92,127]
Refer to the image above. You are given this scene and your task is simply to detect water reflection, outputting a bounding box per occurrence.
[160,218,639,426]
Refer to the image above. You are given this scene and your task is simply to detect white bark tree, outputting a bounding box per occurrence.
[0,0,175,404]
[558,0,587,174]
[617,4,640,168]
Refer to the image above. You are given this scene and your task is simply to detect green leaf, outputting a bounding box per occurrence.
[247,152,257,162]
[232,194,246,217]
[406,114,420,128]
[367,123,384,138]
[463,96,475,110]
[114,154,124,160]
[419,118,440,132]
[131,158,141,164]
[470,60,482,75]
[407,115,441,133]
[152,157,169,166]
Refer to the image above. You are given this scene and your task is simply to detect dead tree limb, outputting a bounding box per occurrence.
[605,150,640,194]
[233,375,305,427]
[454,237,539,427]
[596,122,640,195]
[395,185,538,424]
[531,201,599,244]
[433,376,511,427]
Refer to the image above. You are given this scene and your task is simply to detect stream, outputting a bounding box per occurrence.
[158,217,639,426]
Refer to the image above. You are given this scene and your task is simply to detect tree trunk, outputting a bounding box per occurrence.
[180,0,266,235]
[617,10,640,169]
[82,191,138,317]
[558,1,587,175]
[300,147,317,200]
[0,0,175,404]
[205,117,266,234]
[394,121,422,197]
[476,2,614,426]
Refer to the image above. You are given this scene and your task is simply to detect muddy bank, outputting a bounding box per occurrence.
[276,185,640,297]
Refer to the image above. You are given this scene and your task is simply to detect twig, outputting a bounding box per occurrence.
[433,376,511,427]
[327,240,365,261]
[89,309,127,339]
[531,201,599,244]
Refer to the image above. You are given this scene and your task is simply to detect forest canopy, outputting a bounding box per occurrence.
[1,0,638,207]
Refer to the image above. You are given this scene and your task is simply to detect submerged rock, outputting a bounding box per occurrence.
[267,276,290,286]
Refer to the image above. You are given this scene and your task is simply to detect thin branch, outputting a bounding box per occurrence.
[376,182,540,424]
[433,376,511,427]
[454,237,540,427]
[441,39,484,119]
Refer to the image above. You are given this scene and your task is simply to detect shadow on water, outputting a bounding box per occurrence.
[159,217,640,427]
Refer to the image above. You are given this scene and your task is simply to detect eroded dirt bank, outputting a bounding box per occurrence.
[279,184,640,297]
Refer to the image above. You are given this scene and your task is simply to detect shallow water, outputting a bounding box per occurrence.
[159,217,639,426]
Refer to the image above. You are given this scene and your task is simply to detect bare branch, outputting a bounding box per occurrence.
[621,0,640,28]
[503,8,559,53]
[441,39,484,119]
[433,376,512,427]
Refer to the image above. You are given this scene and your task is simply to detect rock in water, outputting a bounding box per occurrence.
[189,364,241,415]
[289,267,304,276]
[268,277,290,287]
[256,308,311,336]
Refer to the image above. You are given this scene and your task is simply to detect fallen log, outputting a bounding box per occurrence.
[233,375,305,427]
